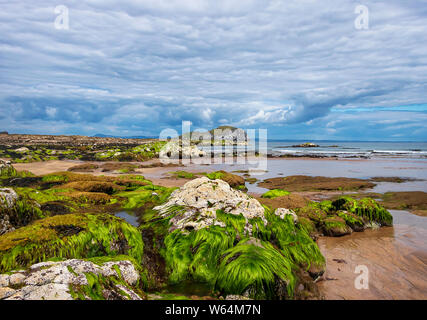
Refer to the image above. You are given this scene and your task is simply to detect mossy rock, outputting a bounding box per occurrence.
[0,213,144,273]
[321,216,352,237]
[205,171,246,190]
[337,211,365,232]
[296,205,327,223]
[261,189,290,199]
[332,196,393,226]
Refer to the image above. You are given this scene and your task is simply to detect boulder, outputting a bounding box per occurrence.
[154,176,267,235]
[14,147,30,153]
[0,259,142,300]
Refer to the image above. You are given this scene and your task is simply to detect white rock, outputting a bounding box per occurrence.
[0,287,16,299]
[0,188,18,209]
[154,177,267,235]
[0,274,10,287]
[0,259,142,300]
[9,273,26,286]
[14,147,30,153]
[275,208,298,223]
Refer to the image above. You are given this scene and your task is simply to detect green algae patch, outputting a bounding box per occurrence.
[215,239,296,299]
[332,196,393,226]
[0,213,144,273]
[261,189,290,199]
[115,185,175,210]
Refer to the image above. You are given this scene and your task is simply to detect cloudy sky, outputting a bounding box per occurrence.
[1,0,426,140]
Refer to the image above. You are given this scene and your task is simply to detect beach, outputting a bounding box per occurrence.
[7,154,427,300]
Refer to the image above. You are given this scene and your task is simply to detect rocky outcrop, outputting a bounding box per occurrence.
[0,259,142,300]
[159,140,206,160]
[154,177,267,235]
[292,142,319,148]
[0,188,19,235]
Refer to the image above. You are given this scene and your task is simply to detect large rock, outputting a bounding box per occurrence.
[154,177,267,234]
[0,259,142,300]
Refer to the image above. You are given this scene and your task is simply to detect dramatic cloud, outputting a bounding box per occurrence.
[0,0,426,140]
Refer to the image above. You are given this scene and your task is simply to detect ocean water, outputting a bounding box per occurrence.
[268,140,427,159]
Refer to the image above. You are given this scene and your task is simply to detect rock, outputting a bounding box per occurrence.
[292,142,319,148]
[0,188,19,235]
[0,188,18,209]
[0,259,142,300]
[0,287,16,299]
[154,177,267,235]
[14,147,30,153]
[275,208,298,222]
[0,274,9,287]
[9,273,26,286]
[322,216,352,237]
[0,160,17,177]
[225,294,251,300]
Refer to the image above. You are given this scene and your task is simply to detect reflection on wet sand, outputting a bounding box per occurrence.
[317,210,427,300]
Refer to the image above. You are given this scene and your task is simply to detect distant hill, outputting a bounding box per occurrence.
[93,133,157,139]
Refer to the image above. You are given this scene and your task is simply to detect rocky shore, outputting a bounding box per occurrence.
[0,154,400,300]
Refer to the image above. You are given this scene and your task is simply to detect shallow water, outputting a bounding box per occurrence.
[317,209,427,300]
[185,158,427,194]
[114,211,139,227]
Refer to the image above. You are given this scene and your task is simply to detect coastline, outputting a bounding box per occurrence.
[2,151,427,300]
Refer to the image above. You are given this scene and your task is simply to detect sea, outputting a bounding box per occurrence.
[267,140,427,159]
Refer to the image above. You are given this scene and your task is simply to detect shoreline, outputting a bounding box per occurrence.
[3,156,427,300]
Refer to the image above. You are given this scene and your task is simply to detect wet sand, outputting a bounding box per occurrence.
[317,210,427,300]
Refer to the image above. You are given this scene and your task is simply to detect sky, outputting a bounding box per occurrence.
[0,0,426,141]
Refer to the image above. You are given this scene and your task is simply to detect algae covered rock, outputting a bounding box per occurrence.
[0,258,143,300]
[145,177,325,299]
[332,196,393,226]
[0,213,144,273]
[321,216,352,237]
